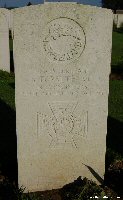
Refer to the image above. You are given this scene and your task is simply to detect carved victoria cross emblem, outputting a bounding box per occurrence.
[37,102,88,148]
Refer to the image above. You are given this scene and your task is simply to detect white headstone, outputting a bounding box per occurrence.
[0,9,10,72]
[117,14,123,28]
[13,3,113,192]
[114,14,118,27]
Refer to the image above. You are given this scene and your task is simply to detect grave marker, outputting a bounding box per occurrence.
[0,9,10,72]
[117,14,123,28]
[13,3,113,192]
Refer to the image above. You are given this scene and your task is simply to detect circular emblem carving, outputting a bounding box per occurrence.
[43,18,86,64]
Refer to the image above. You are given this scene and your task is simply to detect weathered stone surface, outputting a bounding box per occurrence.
[13,3,113,192]
[116,10,123,14]
[0,9,10,72]
[114,10,123,28]
[114,14,118,26]
[117,14,123,28]
[9,10,14,39]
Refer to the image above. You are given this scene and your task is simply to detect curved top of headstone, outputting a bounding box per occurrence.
[0,8,10,31]
[13,2,113,13]
[116,10,123,14]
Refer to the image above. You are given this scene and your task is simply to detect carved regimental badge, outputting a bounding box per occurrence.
[43,18,86,64]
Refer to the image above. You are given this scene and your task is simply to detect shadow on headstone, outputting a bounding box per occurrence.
[0,98,17,184]
[10,50,14,73]
[81,163,103,185]
[9,30,14,73]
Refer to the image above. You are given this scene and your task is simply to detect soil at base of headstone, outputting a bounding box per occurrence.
[0,163,123,200]
[30,189,62,200]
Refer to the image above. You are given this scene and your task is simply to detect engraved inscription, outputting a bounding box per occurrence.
[37,102,88,148]
[43,18,86,63]
[33,68,88,97]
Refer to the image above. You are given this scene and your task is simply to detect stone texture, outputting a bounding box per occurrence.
[9,10,14,39]
[116,10,123,14]
[117,14,123,28]
[13,3,113,192]
[114,14,118,26]
[0,9,10,72]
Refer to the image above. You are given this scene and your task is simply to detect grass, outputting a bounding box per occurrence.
[109,80,123,122]
[0,70,15,110]
[106,80,123,170]
[107,28,123,163]
[111,31,123,66]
